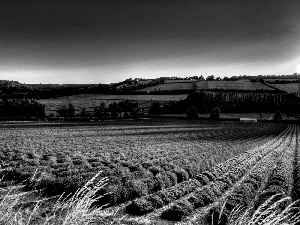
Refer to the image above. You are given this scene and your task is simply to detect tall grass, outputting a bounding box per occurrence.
[0,171,116,225]
[212,194,300,225]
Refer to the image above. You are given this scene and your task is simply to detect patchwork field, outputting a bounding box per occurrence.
[196,80,276,91]
[138,82,194,92]
[137,80,276,93]
[0,119,298,224]
[268,83,299,93]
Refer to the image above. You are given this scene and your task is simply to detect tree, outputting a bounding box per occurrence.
[80,108,89,117]
[187,106,198,119]
[57,103,75,117]
[149,102,161,115]
[109,102,119,118]
[94,102,106,117]
[273,110,282,121]
[58,105,68,117]
[206,75,215,81]
[210,107,221,120]
[68,103,75,117]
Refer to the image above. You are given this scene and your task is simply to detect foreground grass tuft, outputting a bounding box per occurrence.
[0,171,114,225]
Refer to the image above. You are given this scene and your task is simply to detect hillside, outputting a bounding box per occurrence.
[137,79,279,93]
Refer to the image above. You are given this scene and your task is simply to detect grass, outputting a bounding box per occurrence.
[268,83,299,93]
[195,80,276,91]
[138,82,194,92]
[0,172,113,225]
[226,195,300,225]
[1,177,299,225]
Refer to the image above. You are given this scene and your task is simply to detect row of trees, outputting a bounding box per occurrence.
[187,106,220,120]
[147,91,300,119]
[187,106,283,121]
[184,91,300,117]
[57,100,142,118]
[0,99,46,118]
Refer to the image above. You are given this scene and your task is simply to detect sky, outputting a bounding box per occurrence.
[1,0,300,84]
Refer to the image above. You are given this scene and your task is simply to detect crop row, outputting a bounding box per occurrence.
[160,127,292,222]
[207,125,297,225]
[0,122,288,201]
[96,124,288,207]
[124,125,292,217]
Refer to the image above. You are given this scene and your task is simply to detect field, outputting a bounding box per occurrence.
[138,82,194,92]
[37,94,188,116]
[196,80,275,91]
[0,119,299,224]
[137,80,276,93]
[264,78,299,82]
[268,83,299,93]
[164,80,194,84]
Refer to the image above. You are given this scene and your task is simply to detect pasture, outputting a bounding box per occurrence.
[138,82,194,92]
[137,80,276,93]
[0,119,299,224]
[269,83,299,93]
[196,80,275,91]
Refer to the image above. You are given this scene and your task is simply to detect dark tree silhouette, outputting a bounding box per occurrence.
[210,107,221,120]
[187,106,198,119]
[273,110,282,121]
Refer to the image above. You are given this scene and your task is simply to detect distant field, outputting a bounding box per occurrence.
[139,82,194,92]
[37,94,188,115]
[196,80,275,91]
[264,78,299,82]
[268,83,299,93]
[138,80,276,93]
[138,80,153,85]
[164,80,194,84]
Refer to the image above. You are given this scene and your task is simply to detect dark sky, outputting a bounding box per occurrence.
[1,0,300,83]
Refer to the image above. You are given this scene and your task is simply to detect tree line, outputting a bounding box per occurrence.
[149,91,300,118]
[0,99,46,119]
[56,100,143,119]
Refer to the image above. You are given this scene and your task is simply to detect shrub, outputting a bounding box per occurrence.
[125,198,154,215]
[210,107,221,120]
[187,106,198,119]
[147,194,164,208]
[161,199,193,221]
[148,166,162,176]
[165,171,178,186]
[171,168,189,183]
[128,179,149,198]
[194,174,211,185]
[273,110,282,121]
[149,102,161,115]
[156,189,176,204]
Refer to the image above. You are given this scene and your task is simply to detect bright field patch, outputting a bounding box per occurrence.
[269,83,300,93]
[139,82,194,92]
[196,80,275,91]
